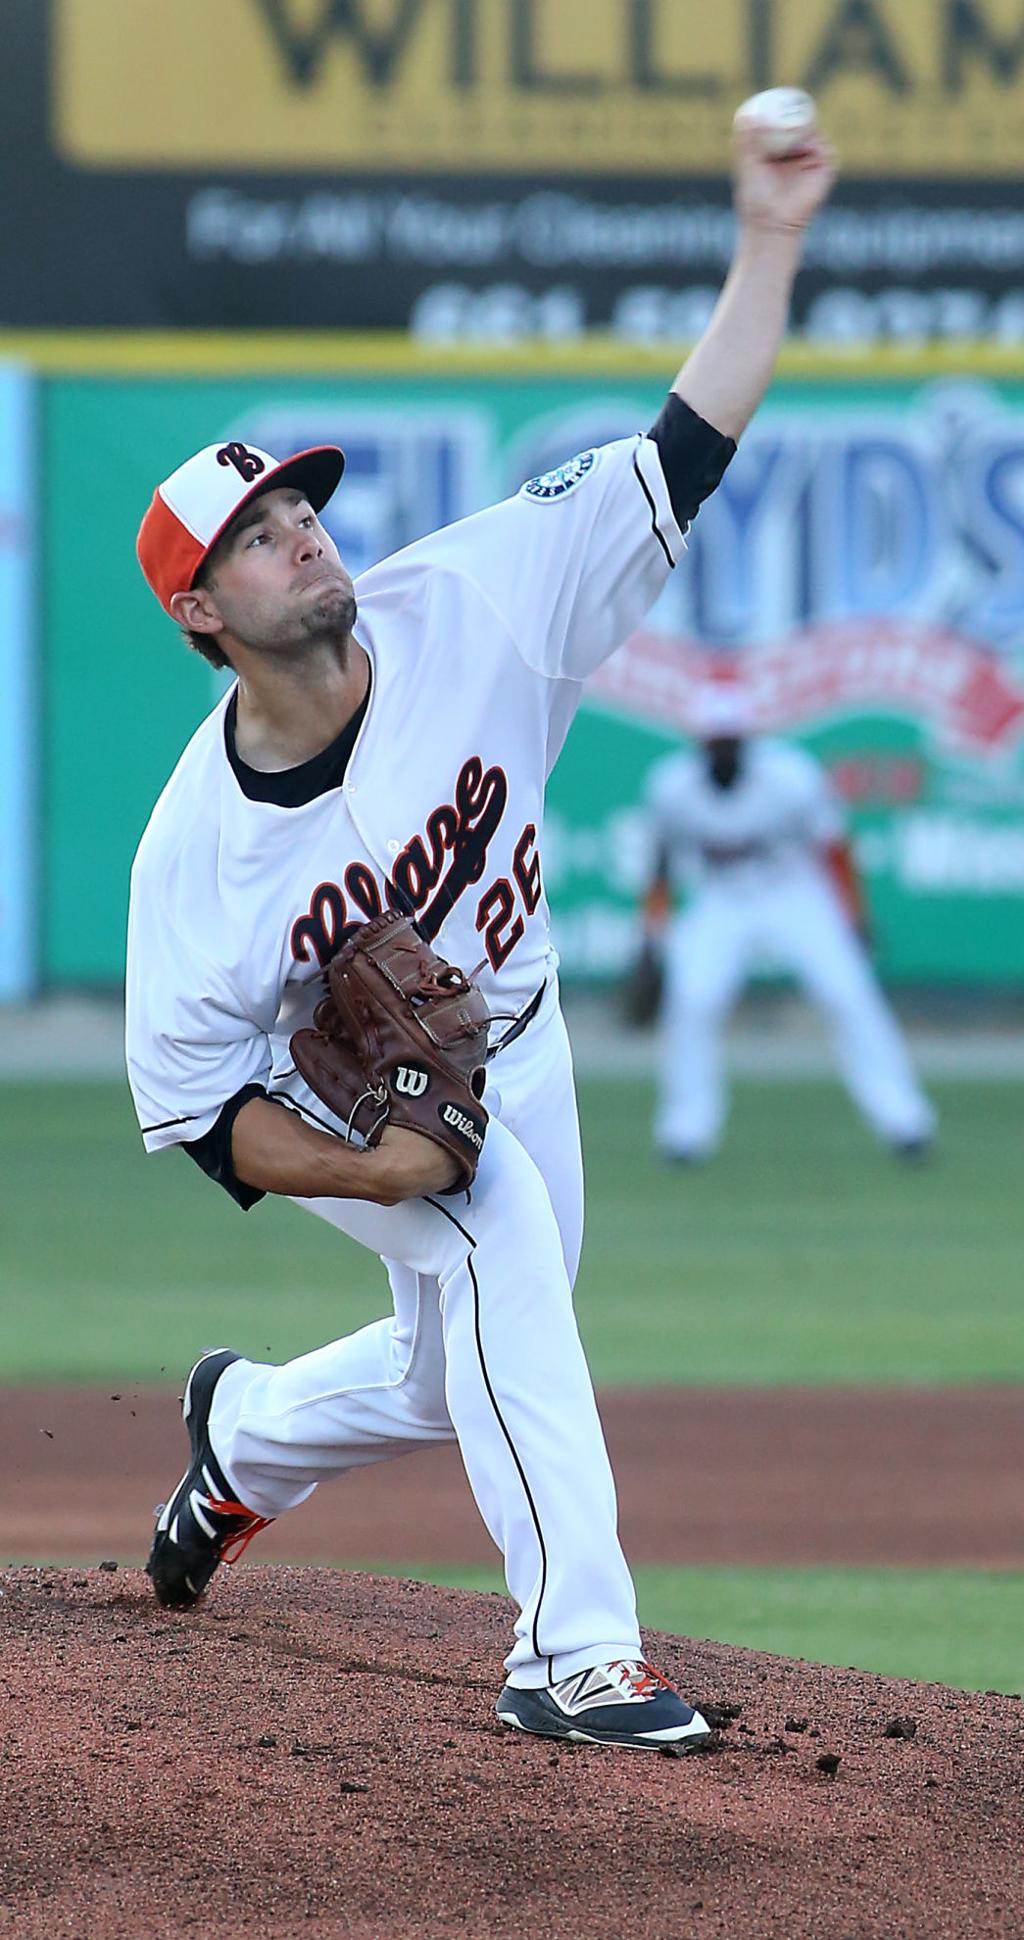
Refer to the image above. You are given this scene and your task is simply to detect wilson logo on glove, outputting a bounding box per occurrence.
[393,1065,430,1098]
[289,911,490,1192]
[440,1103,485,1153]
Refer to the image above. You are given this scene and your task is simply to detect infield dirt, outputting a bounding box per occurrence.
[4,1383,1022,1567]
[3,1564,1021,1940]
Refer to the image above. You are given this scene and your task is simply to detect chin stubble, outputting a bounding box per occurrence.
[302,585,357,644]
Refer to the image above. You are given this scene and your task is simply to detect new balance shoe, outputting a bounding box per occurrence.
[496,1660,711,1753]
[146,1348,273,1609]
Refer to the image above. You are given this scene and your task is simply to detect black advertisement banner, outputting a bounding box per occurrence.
[6,1,1024,340]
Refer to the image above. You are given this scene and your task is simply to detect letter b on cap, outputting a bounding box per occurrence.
[217,442,266,483]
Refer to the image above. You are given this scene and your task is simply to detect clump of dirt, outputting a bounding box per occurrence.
[1,1565,1020,1939]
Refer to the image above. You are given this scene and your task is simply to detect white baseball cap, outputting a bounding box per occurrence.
[690,678,756,739]
[137,438,346,615]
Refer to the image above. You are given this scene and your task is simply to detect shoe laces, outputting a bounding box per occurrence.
[205,1497,274,1566]
[607,1659,677,1699]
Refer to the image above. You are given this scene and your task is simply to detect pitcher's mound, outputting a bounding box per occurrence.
[2,1565,1019,1939]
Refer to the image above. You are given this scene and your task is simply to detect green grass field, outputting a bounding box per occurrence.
[1,1074,1020,1384]
[4,1072,1021,1693]
[358,1563,1024,1696]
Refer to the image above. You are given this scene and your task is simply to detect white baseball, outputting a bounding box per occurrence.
[733,87,818,159]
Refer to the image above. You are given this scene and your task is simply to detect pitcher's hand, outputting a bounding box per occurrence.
[733,124,839,236]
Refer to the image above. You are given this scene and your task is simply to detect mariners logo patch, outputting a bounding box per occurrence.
[521,449,597,501]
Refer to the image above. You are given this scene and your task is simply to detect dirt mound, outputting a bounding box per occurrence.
[2,1566,1019,1939]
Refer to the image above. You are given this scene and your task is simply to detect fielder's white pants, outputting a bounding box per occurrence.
[209,983,642,1686]
[656,869,936,1156]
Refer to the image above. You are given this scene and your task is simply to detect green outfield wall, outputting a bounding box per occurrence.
[33,349,1024,987]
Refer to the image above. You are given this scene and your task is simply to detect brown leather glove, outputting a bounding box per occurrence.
[290,912,490,1192]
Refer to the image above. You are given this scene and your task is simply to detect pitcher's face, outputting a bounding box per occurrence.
[197,487,356,655]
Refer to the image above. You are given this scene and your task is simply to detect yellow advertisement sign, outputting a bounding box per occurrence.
[54,0,1024,175]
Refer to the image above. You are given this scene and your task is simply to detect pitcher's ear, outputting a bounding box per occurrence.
[169,586,223,636]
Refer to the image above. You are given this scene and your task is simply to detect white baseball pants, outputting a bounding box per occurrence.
[208,984,642,1686]
[656,870,936,1156]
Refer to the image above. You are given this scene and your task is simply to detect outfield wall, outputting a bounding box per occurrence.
[2,338,1023,992]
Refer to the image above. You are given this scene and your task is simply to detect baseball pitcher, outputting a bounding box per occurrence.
[127,119,837,1753]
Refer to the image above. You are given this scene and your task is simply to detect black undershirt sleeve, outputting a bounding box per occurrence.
[648,393,736,534]
[183,1082,277,1211]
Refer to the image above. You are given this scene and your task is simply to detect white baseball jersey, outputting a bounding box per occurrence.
[648,735,936,1156]
[645,738,845,899]
[127,435,686,1152]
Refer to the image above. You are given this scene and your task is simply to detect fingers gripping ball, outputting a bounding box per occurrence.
[290,912,491,1191]
[733,87,819,159]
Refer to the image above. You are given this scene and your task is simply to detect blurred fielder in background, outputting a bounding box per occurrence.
[634,680,937,1165]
